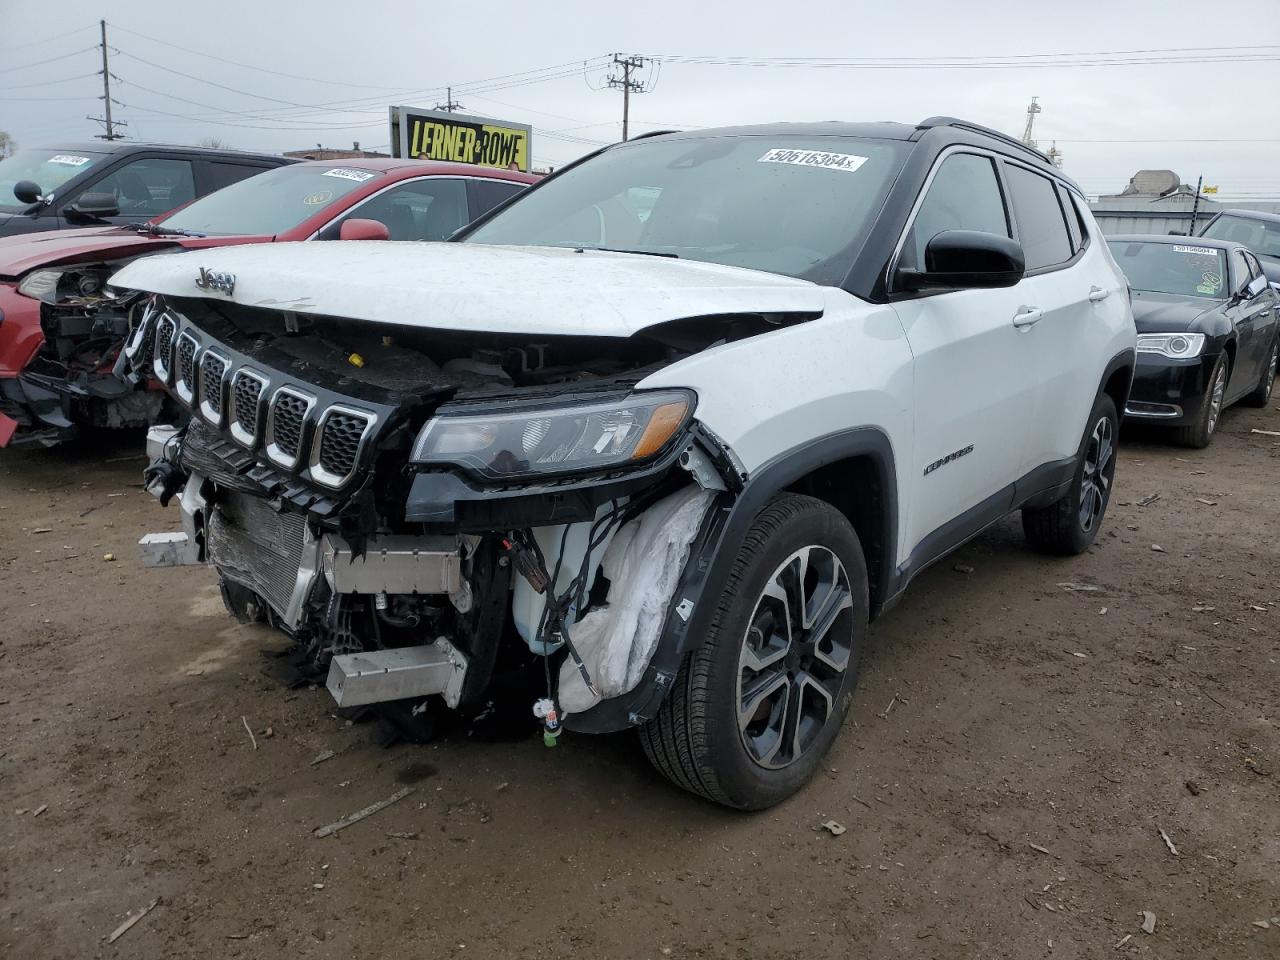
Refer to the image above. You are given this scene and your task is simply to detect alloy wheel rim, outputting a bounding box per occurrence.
[1078,414,1114,532]
[1207,362,1227,434]
[1266,346,1278,399]
[736,545,854,770]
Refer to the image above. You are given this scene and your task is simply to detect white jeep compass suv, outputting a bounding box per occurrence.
[118,117,1136,809]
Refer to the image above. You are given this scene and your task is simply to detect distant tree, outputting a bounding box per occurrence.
[0,132,16,159]
[198,137,230,149]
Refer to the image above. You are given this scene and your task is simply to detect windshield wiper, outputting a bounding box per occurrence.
[576,245,679,259]
[120,223,206,238]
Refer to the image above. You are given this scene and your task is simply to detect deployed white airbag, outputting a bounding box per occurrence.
[558,486,715,714]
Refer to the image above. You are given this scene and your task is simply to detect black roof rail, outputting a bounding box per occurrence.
[916,116,1054,166]
[626,129,681,141]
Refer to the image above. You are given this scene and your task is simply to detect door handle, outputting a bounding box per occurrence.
[1012,306,1043,329]
[1088,286,1110,302]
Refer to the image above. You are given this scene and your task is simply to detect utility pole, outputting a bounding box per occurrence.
[1189,174,1204,236]
[606,54,647,141]
[87,19,126,140]
[434,87,463,113]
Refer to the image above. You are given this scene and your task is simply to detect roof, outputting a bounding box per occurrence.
[286,157,540,183]
[1210,208,1280,225]
[40,141,290,162]
[1107,234,1244,252]
[627,117,1075,189]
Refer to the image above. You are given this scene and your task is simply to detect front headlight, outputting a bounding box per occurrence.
[1136,333,1206,359]
[16,269,64,303]
[411,390,694,481]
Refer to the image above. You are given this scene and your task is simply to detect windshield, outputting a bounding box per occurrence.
[0,149,106,212]
[1107,240,1227,299]
[1200,214,1280,262]
[159,164,384,236]
[464,135,910,284]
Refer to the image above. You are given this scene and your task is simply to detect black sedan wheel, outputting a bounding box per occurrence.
[1244,337,1278,408]
[1174,352,1229,448]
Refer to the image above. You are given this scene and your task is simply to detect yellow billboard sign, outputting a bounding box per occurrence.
[390,106,532,173]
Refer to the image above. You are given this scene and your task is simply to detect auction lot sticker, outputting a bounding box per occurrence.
[759,148,868,173]
[49,155,92,166]
[322,168,377,183]
[1173,245,1218,257]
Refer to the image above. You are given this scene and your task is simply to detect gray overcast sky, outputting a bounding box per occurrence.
[2,0,1278,197]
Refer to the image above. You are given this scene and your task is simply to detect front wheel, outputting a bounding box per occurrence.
[1243,336,1278,408]
[1022,393,1118,555]
[1173,352,1229,448]
[640,494,868,809]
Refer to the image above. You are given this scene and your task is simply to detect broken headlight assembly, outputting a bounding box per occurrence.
[17,268,107,304]
[411,389,695,481]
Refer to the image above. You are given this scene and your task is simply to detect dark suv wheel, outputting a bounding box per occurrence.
[640,494,868,809]
[1022,393,1118,555]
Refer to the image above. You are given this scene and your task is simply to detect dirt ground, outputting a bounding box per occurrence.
[2,402,1278,960]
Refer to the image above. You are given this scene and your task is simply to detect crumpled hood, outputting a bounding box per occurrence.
[108,241,827,337]
[1130,291,1220,333]
[0,226,180,279]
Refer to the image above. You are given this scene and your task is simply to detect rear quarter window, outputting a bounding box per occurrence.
[1005,164,1073,271]
[208,161,274,192]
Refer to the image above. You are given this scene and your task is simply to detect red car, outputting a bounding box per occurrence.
[0,158,536,446]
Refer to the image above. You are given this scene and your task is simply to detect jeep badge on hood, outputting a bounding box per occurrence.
[195,267,236,296]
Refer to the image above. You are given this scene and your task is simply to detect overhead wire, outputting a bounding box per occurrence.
[0,45,97,75]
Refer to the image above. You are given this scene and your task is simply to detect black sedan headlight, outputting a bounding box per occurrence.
[1136,333,1205,359]
[410,390,694,481]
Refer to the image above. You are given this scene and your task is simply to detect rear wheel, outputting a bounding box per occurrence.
[1243,336,1278,408]
[640,494,868,809]
[1173,352,1229,448]
[1022,393,1118,555]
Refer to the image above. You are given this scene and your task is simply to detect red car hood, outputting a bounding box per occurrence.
[0,227,272,279]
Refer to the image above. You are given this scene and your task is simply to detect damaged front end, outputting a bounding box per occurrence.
[0,264,168,446]
[134,294,749,736]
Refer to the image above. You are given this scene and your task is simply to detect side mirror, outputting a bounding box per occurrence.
[65,192,121,222]
[899,230,1026,291]
[13,180,43,205]
[1246,274,1269,299]
[339,218,390,241]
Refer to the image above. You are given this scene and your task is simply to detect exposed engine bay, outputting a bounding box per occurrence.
[131,294,763,741]
[4,261,168,442]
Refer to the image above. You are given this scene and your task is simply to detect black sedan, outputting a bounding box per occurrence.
[1107,235,1279,447]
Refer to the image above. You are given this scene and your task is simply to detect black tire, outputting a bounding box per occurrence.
[640,493,868,810]
[1172,352,1229,448]
[1022,393,1118,555]
[1243,336,1278,408]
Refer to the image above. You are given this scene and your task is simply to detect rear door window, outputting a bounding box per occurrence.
[1005,165,1073,271]
[469,178,527,220]
[900,153,1010,272]
[86,158,197,218]
[206,161,274,192]
[321,178,469,241]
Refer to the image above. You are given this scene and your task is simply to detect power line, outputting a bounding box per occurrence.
[3,71,100,91]
[115,100,389,132]
[649,50,1280,69]
[0,23,97,54]
[105,23,424,90]
[0,45,97,75]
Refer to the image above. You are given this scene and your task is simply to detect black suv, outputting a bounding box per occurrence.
[1198,209,1280,289]
[0,142,294,237]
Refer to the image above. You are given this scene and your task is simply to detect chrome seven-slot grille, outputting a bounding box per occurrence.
[148,307,376,489]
